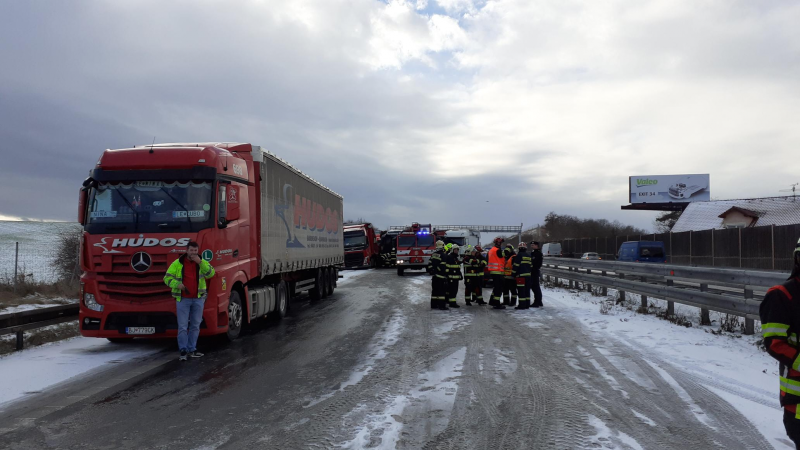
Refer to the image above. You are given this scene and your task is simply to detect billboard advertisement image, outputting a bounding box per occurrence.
[629,174,710,204]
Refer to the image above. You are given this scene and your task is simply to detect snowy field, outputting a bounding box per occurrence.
[541,285,788,449]
[0,221,80,283]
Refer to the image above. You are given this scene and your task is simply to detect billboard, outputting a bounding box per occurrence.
[629,174,710,204]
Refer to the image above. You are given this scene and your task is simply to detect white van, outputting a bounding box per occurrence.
[541,243,562,257]
[444,229,480,254]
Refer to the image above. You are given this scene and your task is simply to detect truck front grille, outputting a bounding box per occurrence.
[97,255,173,303]
[345,253,365,267]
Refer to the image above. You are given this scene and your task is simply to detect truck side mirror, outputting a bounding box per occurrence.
[78,188,88,225]
[218,183,228,228]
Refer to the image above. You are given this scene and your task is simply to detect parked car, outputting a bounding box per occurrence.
[616,241,667,263]
[580,252,601,260]
[541,243,562,257]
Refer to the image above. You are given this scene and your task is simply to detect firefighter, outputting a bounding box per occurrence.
[427,240,447,309]
[474,246,488,292]
[760,238,800,446]
[513,242,532,309]
[503,245,518,307]
[446,243,463,308]
[530,241,544,307]
[463,245,485,305]
[487,237,507,309]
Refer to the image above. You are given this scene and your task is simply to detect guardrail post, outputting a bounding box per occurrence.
[699,283,711,325]
[666,279,675,317]
[601,271,607,296]
[14,241,19,294]
[744,288,755,335]
[16,330,24,351]
[640,276,647,309]
[618,273,626,304]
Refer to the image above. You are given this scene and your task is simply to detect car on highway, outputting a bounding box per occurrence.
[616,241,667,263]
[580,252,601,260]
[541,242,562,257]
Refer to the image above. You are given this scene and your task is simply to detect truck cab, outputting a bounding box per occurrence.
[443,229,480,254]
[395,223,435,275]
[343,223,379,269]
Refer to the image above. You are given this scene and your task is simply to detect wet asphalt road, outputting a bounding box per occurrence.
[1,269,776,449]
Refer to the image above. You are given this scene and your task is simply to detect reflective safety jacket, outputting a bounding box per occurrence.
[446,252,463,281]
[512,249,532,278]
[760,277,800,415]
[463,254,485,278]
[487,247,505,275]
[428,249,447,279]
[503,248,514,279]
[164,254,215,302]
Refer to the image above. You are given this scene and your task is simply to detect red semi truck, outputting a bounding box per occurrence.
[343,223,380,269]
[78,142,343,342]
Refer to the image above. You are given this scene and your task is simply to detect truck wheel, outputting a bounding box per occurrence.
[275,281,288,319]
[226,290,243,341]
[321,269,330,299]
[310,270,323,300]
[397,267,405,276]
[325,268,334,296]
[332,267,338,289]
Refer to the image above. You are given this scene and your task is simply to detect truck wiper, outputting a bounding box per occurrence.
[160,187,193,232]
[110,188,139,231]
[158,223,181,229]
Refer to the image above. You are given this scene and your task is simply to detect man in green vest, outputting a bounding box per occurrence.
[164,241,215,361]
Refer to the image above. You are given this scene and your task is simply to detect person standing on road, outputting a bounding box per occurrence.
[164,241,215,361]
[503,245,518,307]
[464,246,486,305]
[530,241,544,307]
[488,238,507,310]
[513,242,532,309]
[446,243,463,308]
[760,238,800,448]
[428,240,447,310]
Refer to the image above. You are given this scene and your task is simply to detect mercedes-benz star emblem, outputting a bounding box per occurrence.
[131,252,152,273]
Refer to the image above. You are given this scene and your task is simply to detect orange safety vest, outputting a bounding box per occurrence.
[487,248,504,274]
[504,257,514,277]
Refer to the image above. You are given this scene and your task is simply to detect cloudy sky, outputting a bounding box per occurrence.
[1,0,798,231]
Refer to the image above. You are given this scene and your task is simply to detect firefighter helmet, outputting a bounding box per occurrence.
[444,243,453,251]
[436,240,445,249]
[451,244,460,252]
[463,245,473,253]
[493,237,504,246]
[518,241,527,249]
[474,246,483,253]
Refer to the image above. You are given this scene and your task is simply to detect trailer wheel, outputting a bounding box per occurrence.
[325,268,334,296]
[226,290,243,341]
[275,281,288,319]
[310,270,323,300]
[321,269,330,299]
[397,267,405,276]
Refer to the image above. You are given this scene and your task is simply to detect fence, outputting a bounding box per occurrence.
[0,221,81,286]
[554,223,800,272]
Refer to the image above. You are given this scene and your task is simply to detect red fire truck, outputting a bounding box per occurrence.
[343,223,380,269]
[395,223,437,276]
[78,143,343,342]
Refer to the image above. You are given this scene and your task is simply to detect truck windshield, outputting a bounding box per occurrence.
[85,181,213,233]
[397,236,416,247]
[417,235,435,247]
[445,237,465,246]
[344,231,367,249]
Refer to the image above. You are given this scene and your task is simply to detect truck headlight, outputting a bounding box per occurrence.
[84,293,103,312]
[397,259,404,264]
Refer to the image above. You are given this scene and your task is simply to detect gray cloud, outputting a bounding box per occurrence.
[0,0,798,232]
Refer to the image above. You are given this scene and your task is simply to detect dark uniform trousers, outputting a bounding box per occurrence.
[431,276,447,309]
[464,277,483,304]
[531,270,543,307]
[503,277,517,306]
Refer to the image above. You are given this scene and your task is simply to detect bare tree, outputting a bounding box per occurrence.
[653,210,683,233]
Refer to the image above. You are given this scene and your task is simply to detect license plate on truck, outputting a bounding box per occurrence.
[126,327,155,335]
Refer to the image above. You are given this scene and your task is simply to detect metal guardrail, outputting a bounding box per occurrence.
[388,225,524,233]
[540,259,788,335]
[0,304,79,351]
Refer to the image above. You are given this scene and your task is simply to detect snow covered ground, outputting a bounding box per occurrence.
[540,285,789,449]
[0,337,164,407]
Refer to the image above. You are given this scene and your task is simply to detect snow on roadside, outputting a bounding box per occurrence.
[541,286,784,444]
[587,414,644,450]
[339,347,466,449]
[338,269,373,286]
[0,336,163,407]
[305,310,406,408]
